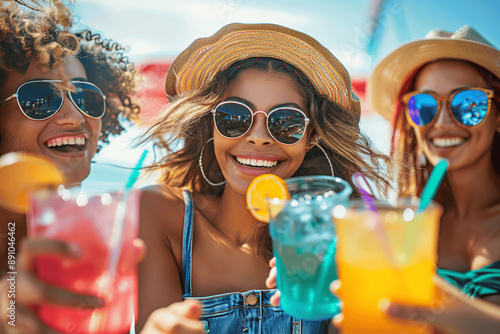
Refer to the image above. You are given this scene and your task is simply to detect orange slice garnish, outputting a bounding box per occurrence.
[246,174,289,223]
[0,152,64,213]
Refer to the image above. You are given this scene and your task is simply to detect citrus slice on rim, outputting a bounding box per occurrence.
[0,152,64,213]
[246,174,289,223]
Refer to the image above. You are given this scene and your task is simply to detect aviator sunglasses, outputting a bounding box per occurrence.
[212,101,310,145]
[0,79,106,120]
[402,87,494,128]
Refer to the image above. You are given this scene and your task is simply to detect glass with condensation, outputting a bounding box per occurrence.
[28,182,141,334]
[332,198,442,334]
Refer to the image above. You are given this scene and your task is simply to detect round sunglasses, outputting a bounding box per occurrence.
[0,79,106,120]
[402,87,494,128]
[212,101,310,145]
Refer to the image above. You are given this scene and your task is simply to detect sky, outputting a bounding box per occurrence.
[75,0,500,183]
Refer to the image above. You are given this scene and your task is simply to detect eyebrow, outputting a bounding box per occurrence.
[224,96,305,111]
[418,85,477,95]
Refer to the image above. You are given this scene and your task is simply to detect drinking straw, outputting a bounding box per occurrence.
[418,158,449,212]
[91,150,148,329]
[400,158,449,262]
[353,172,396,265]
[108,150,149,280]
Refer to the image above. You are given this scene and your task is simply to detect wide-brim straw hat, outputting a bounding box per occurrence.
[368,25,500,121]
[165,23,360,116]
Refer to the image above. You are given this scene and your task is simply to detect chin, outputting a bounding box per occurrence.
[61,167,91,185]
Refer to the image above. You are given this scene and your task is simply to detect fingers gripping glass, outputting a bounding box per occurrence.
[212,101,310,145]
[402,87,494,128]
[0,80,106,120]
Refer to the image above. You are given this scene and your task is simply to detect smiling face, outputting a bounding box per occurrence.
[0,55,102,184]
[213,68,310,195]
[412,60,500,171]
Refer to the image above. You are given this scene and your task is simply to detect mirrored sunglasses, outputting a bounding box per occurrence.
[212,101,310,145]
[402,87,494,128]
[0,79,106,120]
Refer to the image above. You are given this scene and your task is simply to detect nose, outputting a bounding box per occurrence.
[433,100,455,127]
[53,93,86,126]
[245,112,273,146]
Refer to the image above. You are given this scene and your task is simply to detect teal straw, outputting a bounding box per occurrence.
[418,158,449,212]
[105,150,149,286]
[400,158,448,263]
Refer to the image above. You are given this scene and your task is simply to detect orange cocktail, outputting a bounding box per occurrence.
[332,199,442,334]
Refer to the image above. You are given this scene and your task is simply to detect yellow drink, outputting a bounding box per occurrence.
[333,200,442,333]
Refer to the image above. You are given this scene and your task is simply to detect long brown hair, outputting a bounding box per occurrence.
[143,57,391,261]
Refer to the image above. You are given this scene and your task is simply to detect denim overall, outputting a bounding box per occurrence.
[181,190,329,333]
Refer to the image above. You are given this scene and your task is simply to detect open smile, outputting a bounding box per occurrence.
[45,135,87,153]
[233,156,283,168]
[430,136,467,148]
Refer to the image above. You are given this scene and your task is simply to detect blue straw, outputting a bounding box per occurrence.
[103,150,149,288]
[418,158,449,212]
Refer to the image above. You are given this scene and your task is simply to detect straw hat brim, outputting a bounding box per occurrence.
[165,23,360,116]
[368,38,500,121]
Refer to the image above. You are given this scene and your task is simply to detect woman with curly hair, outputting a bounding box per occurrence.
[137,23,390,333]
[0,1,140,332]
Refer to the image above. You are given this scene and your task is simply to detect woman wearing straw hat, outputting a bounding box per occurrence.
[365,25,500,333]
[137,23,390,333]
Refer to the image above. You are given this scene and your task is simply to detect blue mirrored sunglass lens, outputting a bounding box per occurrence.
[408,94,437,126]
[268,109,306,144]
[451,89,488,126]
[17,82,62,120]
[214,103,252,137]
[71,82,105,118]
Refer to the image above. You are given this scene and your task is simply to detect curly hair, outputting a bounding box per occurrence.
[391,60,500,198]
[0,0,140,151]
[75,30,140,150]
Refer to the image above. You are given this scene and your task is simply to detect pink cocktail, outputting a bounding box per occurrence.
[28,184,141,334]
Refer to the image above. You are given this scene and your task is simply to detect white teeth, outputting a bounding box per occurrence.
[236,157,279,168]
[46,136,86,148]
[432,137,465,148]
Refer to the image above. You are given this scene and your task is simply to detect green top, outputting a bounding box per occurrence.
[437,261,500,297]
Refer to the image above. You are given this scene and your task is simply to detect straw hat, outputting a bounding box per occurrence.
[165,23,360,116]
[368,25,500,121]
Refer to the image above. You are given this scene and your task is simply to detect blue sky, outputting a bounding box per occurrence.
[76,0,500,182]
[74,0,500,76]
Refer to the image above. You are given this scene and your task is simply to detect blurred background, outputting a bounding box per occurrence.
[73,0,500,183]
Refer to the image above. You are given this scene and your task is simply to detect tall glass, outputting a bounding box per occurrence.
[268,175,352,320]
[28,182,141,334]
[332,199,442,334]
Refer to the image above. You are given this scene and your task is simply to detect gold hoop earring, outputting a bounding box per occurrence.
[199,137,226,187]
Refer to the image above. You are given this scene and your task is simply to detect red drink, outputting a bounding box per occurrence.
[28,186,141,334]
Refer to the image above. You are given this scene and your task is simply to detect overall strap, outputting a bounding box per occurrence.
[182,189,195,296]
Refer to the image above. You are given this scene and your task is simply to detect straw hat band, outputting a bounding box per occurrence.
[175,29,352,111]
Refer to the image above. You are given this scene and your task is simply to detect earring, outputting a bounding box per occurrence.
[61,114,65,117]
[199,137,226,187]
[420,153,427,167]
[311,141,335,177]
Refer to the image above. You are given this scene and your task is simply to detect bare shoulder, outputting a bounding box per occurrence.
[139,184,187,246]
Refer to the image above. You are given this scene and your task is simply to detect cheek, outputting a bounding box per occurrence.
[88,119,102,149]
